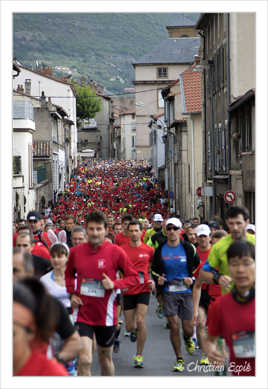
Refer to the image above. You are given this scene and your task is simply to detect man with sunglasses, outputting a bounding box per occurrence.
[151,217,200,372]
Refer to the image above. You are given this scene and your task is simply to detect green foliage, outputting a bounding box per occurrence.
[73,84,102,123]
[13,13,199,94]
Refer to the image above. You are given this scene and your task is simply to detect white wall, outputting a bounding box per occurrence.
[135,63,191,161]
[135,64,190,82]
[229,13,256,101]
[13,67,77,165]
[120,114,136,160]
[13,130,35,216]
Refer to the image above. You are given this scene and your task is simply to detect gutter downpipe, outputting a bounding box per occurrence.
[199,29,207,219]
[210,66,216,216]
[227,13,232,189]
[191,118,195,218]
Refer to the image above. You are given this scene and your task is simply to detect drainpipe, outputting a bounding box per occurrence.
[209,62,216,216]
[191,118,195,218]
[226,13,232,189]
[198,29,208,219]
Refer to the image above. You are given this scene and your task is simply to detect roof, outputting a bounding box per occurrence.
[96,92,111,101]
[195,13,210,29]
[17,65,77,96]
[180,65,202,113]
[13,89,69,117]
[228,89,255,112]
[166,13,200,28]
[119,110,136,116]
[133,37,200,66]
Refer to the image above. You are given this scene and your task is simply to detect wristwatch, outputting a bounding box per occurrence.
[212,271,221,284]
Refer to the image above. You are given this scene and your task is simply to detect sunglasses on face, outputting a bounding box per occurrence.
[166,226,180,231]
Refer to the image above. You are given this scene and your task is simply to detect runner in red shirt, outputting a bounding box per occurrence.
[121,220,154,368]
[114,215,132,246]
[65,211,139,376]
[192,224,217,365]
[204,241,255,376]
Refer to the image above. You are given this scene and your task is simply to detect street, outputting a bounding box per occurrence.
[91,296,214,376]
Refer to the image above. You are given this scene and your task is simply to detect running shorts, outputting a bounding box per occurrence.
[123,292,150,310]
[199,288,216,314]
[76,322,116,347]
[163,292,193,320]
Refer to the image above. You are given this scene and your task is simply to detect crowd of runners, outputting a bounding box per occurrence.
[13,160,255,376]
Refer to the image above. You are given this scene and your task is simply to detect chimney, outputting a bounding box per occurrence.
[17,84,24,93]
[40,91,47,107]
[25,79,31,95]
[194,55,201,66]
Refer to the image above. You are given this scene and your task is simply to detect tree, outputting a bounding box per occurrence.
[74,83,102,126]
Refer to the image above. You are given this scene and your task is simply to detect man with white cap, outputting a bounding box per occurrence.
[151,217,200,372]
[246,224,255,235]
[143,214,163,244]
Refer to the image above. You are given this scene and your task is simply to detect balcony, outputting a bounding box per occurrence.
[33,140,52,158]
[13,100,35,132]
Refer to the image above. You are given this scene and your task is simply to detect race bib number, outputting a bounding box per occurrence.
[168,279,188,292]
[80,278,105,298]
[232,331,255,358]
[138,272,145,284]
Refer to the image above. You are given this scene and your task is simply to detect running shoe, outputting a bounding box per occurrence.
[124,330,131,337]
[130,329,138,342]
[156,304,164,319]
[199,355,210,365]
[133,354,144,368]
[184,336,195,354]
[113,339,120,353]
[173,358,184,372]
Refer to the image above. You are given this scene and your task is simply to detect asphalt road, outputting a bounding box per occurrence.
[91,295,216,376]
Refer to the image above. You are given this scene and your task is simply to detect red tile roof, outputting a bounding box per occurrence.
[181,65,202,113]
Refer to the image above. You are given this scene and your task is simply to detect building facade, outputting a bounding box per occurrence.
[13,65,78,170]
[133,19,200,162]
[196,13,255,221]
[13,93,36,220]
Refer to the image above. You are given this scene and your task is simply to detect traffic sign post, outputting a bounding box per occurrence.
[224,190,236,204]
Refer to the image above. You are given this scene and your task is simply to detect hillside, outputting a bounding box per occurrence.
[13,13,200,94]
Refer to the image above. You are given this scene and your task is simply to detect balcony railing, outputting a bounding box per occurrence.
[33,140,51,157]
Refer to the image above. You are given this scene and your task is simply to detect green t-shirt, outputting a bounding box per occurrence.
[208,232,256,293]
[144,228,156,244]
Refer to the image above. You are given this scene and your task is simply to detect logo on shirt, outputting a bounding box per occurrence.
[98,259,105,269]
[139,254,149,258]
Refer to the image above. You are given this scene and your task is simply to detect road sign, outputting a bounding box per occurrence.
[224,190,236,204]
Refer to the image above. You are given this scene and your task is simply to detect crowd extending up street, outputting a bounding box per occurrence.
[13,159,256,377]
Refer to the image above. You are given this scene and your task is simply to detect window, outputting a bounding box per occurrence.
[207,129,212,175]
[236,103,253,153]
[158,89,165,108]
[28,144,33,187]
[157,67,168,79]
[13,156,22,175]
[164,100,168,123]
[169,99,175,124]
[132,135,136,148]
